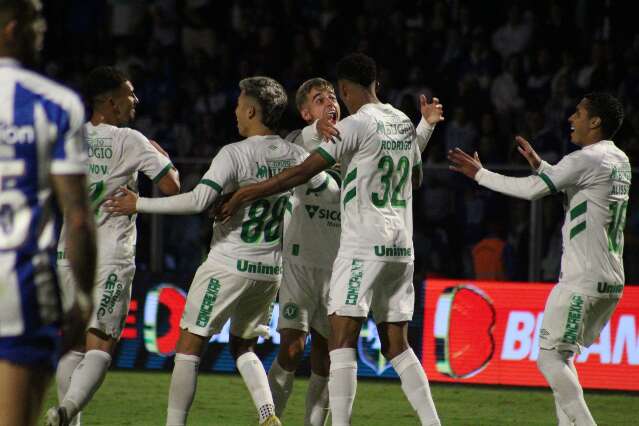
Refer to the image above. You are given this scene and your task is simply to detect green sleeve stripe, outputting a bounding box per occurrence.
[343,187,356,206]
[315,147,336,166]
[307,176,329,195]
[570,222,586,239]
[343,168,357,188]
[570,201,587,220]
[326,168,342,187]
[539,173,557,194]
[199,179,223,193]
[152,163,173,183]
[285,201,293,214]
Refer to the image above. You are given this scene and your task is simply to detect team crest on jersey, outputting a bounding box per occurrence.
[357,318,393,376]
[256,163,268,179]
[282,302,299,320]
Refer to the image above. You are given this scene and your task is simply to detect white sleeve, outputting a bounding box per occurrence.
[414,117,435,153]
[315,115,361,165]
[123,130,173,183]
[475,168,552,200]
[534,151,592,192]
[136,147,236,214]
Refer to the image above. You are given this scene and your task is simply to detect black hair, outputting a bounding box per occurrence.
[583,92,624,139]
[85,66,128,107]
[336,53,377,87]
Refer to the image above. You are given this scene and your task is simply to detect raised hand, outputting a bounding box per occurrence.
[317,103,340,142]
[515,136,541,170]
[104,186,138,216]
[420,95,445,125]
[448,148,483,179]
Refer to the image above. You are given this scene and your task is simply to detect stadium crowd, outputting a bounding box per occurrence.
[41,0,639,283]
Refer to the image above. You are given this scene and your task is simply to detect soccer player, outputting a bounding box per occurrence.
[46,66,180,426]
[0,1,96,425]
[105,76,330,426]
[448,92,629,426]
[218,53,444,426]
[266,77,342,425]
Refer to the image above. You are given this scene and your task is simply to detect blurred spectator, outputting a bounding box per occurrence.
[472,219,514,280]
[491,5,533,60]
[445,107,478,154]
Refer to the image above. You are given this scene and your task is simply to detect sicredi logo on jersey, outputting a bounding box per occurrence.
[305,204,341,223]
[0,123,35,145]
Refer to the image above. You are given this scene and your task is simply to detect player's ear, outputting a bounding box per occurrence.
[2,20,17,43]
[300,108,312,122]
[247,104,256,120]
[590,116,602,130]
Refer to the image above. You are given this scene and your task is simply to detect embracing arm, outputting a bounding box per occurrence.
[475,168,552,201]
[137,182,218,214]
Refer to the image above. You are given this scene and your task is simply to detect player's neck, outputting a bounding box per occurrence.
[90,111,117,127]
[244,124,275,138]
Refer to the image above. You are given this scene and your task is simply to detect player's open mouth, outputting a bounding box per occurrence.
[328,109,337,124]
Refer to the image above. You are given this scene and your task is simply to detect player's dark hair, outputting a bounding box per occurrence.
[336,53,377,87]
[583,92,624,139]
[85,66,128,107]
[239,76,288,131]
[295,78,335,111]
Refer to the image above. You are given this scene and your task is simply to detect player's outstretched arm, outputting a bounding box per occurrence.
[219,152,330,219]
[448,148,551,201]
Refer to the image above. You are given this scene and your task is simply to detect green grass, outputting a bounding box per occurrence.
[40,371,636,425]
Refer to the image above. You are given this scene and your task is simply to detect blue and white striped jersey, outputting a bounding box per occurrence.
[0,58,86,337]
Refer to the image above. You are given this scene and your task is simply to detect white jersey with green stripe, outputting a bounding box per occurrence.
[476,140,631,297]
[315,103,423,263]
[58,122,173,266]
[283,130,341,268]
[136,134,326,281]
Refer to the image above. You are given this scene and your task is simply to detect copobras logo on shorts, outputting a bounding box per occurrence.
[282,302,299,320]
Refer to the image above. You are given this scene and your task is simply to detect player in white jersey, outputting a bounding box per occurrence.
[0,2,97,425]
[219,53,444,426]
[46,66,180,426]
[449,92,629,426]
[106,76,330,426]
[265,78,342,425]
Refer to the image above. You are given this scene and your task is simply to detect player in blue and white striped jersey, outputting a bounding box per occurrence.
[0,1,96,425]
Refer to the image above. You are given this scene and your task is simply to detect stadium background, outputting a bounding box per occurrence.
[41,0,638,391]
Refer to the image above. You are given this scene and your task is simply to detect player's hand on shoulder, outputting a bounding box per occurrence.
[208,191,236,219]
[216,190,245,223]
[515,136,542,170]
[448,148,483,179]
[104,186,138,215]
[420,94,445,125]
[317,104,340,143]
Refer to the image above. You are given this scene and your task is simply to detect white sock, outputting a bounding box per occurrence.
[305,372,329,426]
[61,350,111,419]
[390,349,440,426]
[328,348,357,426]
[537,349,596,426]
[267,358,295,417]
[236,352,275,423]
[166,353,200,426]
[56,351,85,426]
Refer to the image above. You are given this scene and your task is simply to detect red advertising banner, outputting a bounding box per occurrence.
[421,279,639,390]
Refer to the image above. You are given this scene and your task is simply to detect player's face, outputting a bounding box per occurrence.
[568,98,595,146]
[300,87,340,124]
[235,91,252,137]
[111,81,139,126]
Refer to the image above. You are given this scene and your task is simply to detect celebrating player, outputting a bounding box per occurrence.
[46,66,180,426]
[266,78,342,425]
[0,1,96,425]
[448,92,629,426]
[218,53,444,426]
[105,76,332,426]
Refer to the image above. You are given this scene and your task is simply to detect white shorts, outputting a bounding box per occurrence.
[278,260,331,338]
[180,260,279,339]
[327,257,414,323]
[539,285,619,354]
[58,263,135,340]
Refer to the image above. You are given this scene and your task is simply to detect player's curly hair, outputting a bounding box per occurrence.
[85,66,128,107]
[584,92,624,139]
[336,53,377,87]
[295,78,335,111]
[239,76,288,131]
